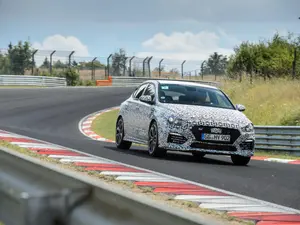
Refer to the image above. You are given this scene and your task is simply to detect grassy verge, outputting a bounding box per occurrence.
[222,78,300,126]
[91,108,300,160]
[0,140,254,225]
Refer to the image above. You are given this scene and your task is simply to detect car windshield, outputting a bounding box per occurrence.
[158,83,235,110]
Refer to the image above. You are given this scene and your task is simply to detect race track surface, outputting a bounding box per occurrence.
[0,87,299,210]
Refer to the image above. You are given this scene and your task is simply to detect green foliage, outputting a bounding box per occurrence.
[63,69,80,86]
[53,60,67,69]
[207,52,228,75]
[111,48,127,76]
[226,32,300,79]
[7,41,33,75]
[40,57,50,69]
[0,53,10,74]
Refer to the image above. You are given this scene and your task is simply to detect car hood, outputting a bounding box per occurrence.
[158,103,251,127]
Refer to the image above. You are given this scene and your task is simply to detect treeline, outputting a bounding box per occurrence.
[226,32,300,80]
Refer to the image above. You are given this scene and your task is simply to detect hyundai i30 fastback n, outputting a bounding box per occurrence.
[115,80,255,166]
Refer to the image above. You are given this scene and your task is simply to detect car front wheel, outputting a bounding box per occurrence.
[231,155,251,166]
[148,121,167,157]
[115,117,132,149]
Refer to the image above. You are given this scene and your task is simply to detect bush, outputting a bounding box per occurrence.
[63,69,80,86]
[84,80,96,86]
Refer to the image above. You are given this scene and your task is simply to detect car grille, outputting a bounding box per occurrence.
[239,140,255,150]
[167,133,187,144]
[191,126,241,144]
[190,142,237,152]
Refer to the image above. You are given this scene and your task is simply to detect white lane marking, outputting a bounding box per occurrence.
[10,142,63,149]
[100,172,153,176]
[60,158,110,163]
[189,197,258,204]
[264,158,295,163]
[175,195,230,200]
[200,204,290,213]
[48,155,89,159]
[0,134,24,138]
[199,203,289,212]
[115,176,177,182]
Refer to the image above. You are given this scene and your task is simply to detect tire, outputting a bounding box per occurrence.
[231,155,251,166]
[115,117,132,150]
[192,152,206,159]
[148,121,167,157]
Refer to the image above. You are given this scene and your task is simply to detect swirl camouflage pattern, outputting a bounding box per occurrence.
[116,80,255,166]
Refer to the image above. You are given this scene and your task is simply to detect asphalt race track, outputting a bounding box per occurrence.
[0,87,299,210]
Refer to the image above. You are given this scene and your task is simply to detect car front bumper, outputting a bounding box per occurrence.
[157,124,255,157]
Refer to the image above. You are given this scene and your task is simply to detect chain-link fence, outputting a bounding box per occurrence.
[0,48,226,82]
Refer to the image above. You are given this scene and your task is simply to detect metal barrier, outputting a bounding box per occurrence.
[255,126,300,156]
[111,77,220,87]
[0,147,218,225]
[0,75,67,87]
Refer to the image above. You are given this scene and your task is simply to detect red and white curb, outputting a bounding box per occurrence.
[1,129,300,225]
[79,107,300,166]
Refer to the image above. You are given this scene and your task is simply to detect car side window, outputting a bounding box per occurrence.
[143,83,156,101]
[133,84,148,99]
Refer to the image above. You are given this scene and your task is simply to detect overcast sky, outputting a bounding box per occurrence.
[1,0,300,69]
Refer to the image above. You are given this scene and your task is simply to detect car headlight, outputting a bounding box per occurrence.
[241,123,254,132]
[168,116,183,126]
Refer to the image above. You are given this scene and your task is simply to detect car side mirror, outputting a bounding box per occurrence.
[236,104,246,112]
[139,95,154,104]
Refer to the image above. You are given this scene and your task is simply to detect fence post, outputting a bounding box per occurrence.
[181,60,186,78]
[107,54,112,78]
[91,57,97,81]
[68,51,75,68]
[31,50,38,75]
[50,50,56,74]
[147,56,153,77]
[201,61,206,80]
[143,57,148,77]
[129,56,135,77]
[292,48,297,79]
[159,59,164,77]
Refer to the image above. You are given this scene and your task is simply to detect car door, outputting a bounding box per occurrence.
[124,83,148,139]
[136,83,156,141]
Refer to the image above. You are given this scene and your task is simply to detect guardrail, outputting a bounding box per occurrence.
[0,147,217,225]
[0,75,67,87]
[111,76,220,87]
[255,126,300,156]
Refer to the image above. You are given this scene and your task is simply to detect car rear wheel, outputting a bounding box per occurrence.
[148,121,167,157]
[116,117,132,149]
[231,155,251,166]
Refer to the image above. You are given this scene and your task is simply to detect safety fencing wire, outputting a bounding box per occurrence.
[70,55,107,81]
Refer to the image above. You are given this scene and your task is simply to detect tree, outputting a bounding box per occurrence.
[53,60,67,69]
[111,48,127,76]
[0,53,10,74]
[7,41,33,75]
[206,52,228,80]
[40,57,50,69]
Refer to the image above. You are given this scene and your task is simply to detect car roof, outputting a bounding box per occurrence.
[144,79,218,90]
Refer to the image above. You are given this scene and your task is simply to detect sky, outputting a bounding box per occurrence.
[1,0,300,71]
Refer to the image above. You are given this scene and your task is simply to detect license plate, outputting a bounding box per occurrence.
[201,133,231,142]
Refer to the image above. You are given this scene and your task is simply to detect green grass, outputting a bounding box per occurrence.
[91,109,119,141]
[222,78,300,125]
